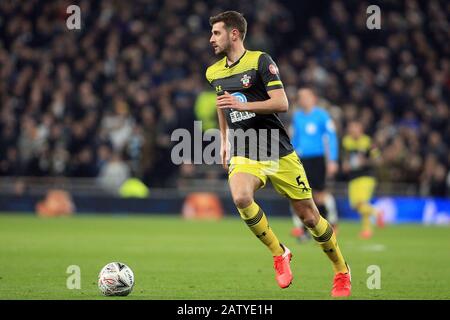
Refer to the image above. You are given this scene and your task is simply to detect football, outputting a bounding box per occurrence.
[98,262,135,296]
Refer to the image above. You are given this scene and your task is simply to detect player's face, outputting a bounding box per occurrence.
[297,89,316,110]
[348,122,363,137]
[210,22,231,55]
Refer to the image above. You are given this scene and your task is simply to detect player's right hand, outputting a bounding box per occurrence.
[217,91,246,111]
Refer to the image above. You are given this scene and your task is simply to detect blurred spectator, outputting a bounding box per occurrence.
[98,153,131,194]
[69,147,97,178]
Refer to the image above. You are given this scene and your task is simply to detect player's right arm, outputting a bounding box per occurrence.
[322,111,339,177]
[217,106,229,170]
[206,65,229,170]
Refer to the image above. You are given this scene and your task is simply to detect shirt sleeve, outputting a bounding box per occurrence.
[257,53,284,91]
[323,111,339,161]
[205,68,213,87]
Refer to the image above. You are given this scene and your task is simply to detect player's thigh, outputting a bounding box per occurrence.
[229,172,263,208]
[348,176,376,207]
[229,156,267,179]
[269,152,313,200]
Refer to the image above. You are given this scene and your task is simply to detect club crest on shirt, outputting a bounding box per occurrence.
[240,74,251,88]
[269,64,278,75]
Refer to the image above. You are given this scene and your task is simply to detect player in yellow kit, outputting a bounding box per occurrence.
[206,11,351,297]
[342,121,385,239]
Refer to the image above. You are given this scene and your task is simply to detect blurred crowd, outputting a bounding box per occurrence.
[0,0,449,196]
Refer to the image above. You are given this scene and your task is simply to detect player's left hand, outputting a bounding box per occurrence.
[217,91,246,111]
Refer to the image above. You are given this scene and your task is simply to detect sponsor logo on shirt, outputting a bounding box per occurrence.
[269,64,279,75]
[229,92,255,123]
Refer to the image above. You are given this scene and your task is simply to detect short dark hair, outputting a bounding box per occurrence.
[298,85,317,97]
[209,11,247,40]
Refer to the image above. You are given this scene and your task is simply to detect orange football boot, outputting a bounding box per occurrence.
[331,263,351,297]
[359,229,373,239]
[376,210,385,228]
[273,244,293,289]
[290,227,303,238]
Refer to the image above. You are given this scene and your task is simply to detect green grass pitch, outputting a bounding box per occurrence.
[0,213,449,300]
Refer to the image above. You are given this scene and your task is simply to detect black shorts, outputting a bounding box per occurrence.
[300,156,326,191]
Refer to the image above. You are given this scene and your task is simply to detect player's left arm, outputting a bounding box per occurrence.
[217,53,288,114]
[323,112,339,177]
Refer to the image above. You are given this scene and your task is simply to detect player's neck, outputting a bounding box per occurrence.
[303,106,314,113]
[226,45,246,66]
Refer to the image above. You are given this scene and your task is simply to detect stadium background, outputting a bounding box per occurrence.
[0,0,448,222]
[0,0,449,300]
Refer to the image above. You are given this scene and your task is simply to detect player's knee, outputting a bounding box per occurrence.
[233,193,254,209]
[292,200,320,228]
[302,214,319,228]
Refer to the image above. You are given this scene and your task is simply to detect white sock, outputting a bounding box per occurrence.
[325,193,338,225]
